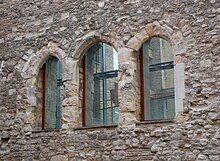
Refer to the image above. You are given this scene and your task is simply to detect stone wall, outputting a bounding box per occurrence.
[0,0,220,160]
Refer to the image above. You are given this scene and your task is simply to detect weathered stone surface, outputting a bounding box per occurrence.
[118,48,132,63]
[209,155,220,161]
[126,36,142,51]
[50,155,68,161]
[1,0,220,161]
[196,154,209,161]
[146,21,161,37]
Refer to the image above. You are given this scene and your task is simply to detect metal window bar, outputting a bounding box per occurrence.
[102,43,108,125]
[93,70,118,79]
[149,61,174,72]
[56,60,61,129]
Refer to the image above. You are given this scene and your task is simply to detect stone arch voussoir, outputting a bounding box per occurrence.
[126,21,187,56]
[22,42,67,79]
[71,30,125,62]
[22,42,67,106]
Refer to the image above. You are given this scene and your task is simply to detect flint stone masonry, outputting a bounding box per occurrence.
[0,0,220,160]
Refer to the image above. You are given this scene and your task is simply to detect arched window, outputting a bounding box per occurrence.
[82,42,119,126]
[140,37,175,120]
[37,56,62,130]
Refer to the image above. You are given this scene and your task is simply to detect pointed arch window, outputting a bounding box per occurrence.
[82,42,119,127]
[37,56,62,130]
[140,37,175,120]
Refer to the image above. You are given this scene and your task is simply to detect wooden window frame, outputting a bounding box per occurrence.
[139,46,145,121]
[82,57,86,126]
[42,63,46,130]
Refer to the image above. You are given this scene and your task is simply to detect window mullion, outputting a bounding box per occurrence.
[102,42,108,125]
[56,60,61,129]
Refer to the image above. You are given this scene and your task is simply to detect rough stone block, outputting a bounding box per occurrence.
[126,36,142,51]
[146,21,161,37]
[50,155,68,161]
[118,48,132,63]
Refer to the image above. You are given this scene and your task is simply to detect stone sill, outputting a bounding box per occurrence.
[73,124,118,130]
[136,119,174,125]
[31,128,62,133]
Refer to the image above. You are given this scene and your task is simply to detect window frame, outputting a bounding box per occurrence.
[82,42,119,127]
[139,38,175,121]
[40,57,62,130]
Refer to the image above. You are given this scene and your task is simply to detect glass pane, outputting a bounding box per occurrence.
[93,77,102,126]
[87,42,118,74]
[149,37,173,65]
[106,77,118,124]
[85,49,96,126]
[150,68,174,92]
[45,57,60,129]
[91,43,102,74]
[150,96,175,119]
[113,106,119,124]
[104,44,118,71]
[143,43,151,120]
[150,98,164,119]
[166,97,175,119]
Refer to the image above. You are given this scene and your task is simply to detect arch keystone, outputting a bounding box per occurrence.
[146,21,162,37]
